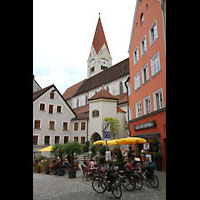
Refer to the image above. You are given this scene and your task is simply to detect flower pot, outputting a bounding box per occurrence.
[57,168,65,176]
[68,169,76,178]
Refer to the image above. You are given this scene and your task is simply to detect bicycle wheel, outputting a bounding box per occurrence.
[123,177,135,191]
[132,174,143,190]
[92,177,106,194]
[150,174,159,188]
[112,184,122,199]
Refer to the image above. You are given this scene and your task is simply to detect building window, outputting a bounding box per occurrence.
[129,107,132,120]
[92,110,99,117]
[63,122,68,130]
[136,101,142,117]
[101,59,108,70]
[106,86,109,92]
[140,35,147,56]
[149,20,158,46]
[134,72,140,90]
[151,52,161,76]
[90,66,95,73]
[133,47,139,65]
[142,63,149,84]
[50,92,54,99]
[44,136,50,145]
[33,136,38,145]
[49,121,55,130]
[81,122,86,130]
[120,81,123,94]
[143,95,151,114]
[34,120,40,129]
[57,106,62,113]
[153,89,164,111]
[85,95,88,105]
[140,13,144,24]
[40,103,45,111]
[81,136,85,144]
[74,137,78,142]
[64,136,69,144]
[55,136,60,144]
[74,123,79,131]
[49,105,53,114]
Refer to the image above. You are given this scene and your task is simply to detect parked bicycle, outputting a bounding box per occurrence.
[92,165,122,199]
[136,163,159,188]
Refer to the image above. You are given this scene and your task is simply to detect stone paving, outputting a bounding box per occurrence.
[33,170,166,200]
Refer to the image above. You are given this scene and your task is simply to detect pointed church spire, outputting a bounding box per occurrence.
[92,15,110,54]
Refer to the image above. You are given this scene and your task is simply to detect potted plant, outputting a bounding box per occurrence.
[52,144,66,176]
[64,141,82,178]
[36,164,41,173]
[43,160,50,174]
[153,152,162,171]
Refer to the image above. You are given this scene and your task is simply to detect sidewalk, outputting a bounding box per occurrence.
[33,169,166,200]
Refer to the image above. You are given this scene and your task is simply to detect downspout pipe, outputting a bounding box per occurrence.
[124,76,131,137]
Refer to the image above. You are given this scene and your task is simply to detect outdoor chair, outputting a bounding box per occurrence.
[81,165,93,181]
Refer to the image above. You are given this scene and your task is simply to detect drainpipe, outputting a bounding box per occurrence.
[124,76,131,137]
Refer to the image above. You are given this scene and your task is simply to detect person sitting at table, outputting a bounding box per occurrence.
[89,158,96,169]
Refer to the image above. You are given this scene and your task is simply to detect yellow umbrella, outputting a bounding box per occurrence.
[115,137,147,145]
[93,140,106,145]
[93,140,118,146]
[38,145,53,152]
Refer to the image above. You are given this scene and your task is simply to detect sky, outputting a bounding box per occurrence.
[33,0,136,94]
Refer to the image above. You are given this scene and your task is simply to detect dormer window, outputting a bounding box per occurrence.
[50,92,54,99]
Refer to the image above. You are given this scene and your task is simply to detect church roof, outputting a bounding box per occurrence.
[63,79,86,100]
[75,58,129,97]
[92,17,110,54]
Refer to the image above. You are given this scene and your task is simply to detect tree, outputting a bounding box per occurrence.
[103,117,120,139]
[52,144,67,168]
[64,141,82,169]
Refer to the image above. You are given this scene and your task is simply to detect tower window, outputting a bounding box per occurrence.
[90,66,95,73]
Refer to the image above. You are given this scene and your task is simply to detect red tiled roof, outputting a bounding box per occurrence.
[117,107,126,113]
[92,17,110,54]
[88,89,118,101]
[62,79,85,100]
[115,93,128,105]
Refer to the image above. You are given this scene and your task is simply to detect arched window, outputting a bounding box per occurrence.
[92,110,99,117]
[120,81,123,94]
[140,13,144,24]
[106,86,109,92]
[77,98,79,107]
[85,95,88,105]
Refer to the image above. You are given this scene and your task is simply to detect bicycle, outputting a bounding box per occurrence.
[92,165,122,199]
[136,163,159,188]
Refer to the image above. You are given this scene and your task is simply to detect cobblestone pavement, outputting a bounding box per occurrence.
[33,169,166,200]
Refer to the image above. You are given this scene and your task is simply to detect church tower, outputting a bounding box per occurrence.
[87,15,112,78]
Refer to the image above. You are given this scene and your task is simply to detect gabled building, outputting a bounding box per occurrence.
[128,0,166,170]
[33,84,78,157]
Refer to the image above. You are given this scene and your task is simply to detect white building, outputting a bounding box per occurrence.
[33,84,82,157]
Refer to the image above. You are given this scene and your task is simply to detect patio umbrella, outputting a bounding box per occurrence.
[115,137,147,145]
[93,140,118,146]
[93,140,106,145]
[38,145,53,152]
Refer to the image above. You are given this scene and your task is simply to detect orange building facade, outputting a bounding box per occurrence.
[128,0,166,170]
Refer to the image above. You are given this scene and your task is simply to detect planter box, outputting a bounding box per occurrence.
[68,170,76,178]
[57,168,65,176]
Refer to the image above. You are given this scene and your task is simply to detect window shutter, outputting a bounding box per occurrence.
[151,59,154,76]
[142,69,144,84]
[137,49,139,61]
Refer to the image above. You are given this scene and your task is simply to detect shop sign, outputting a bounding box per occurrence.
[134,120,156,131]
